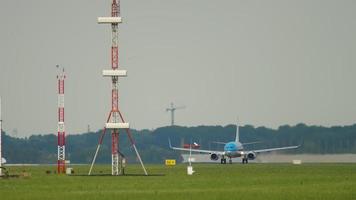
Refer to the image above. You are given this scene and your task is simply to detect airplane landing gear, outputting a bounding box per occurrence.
[242,158,248,164]
[220,158,227,164]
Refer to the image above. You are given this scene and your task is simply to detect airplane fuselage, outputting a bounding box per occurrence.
[223,141,244,158]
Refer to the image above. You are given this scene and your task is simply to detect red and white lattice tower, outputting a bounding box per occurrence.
[89,0,147,176]
[57,65,66,174]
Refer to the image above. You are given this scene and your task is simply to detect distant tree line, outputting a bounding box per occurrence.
[2,123,356,164]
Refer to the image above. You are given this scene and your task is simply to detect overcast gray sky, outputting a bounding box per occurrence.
[1,0,355,137]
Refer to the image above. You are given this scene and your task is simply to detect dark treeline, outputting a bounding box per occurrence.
[2,123,356,164]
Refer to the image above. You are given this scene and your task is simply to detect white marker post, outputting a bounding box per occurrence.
[187,143,195,175]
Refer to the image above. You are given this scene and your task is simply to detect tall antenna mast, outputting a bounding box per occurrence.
[89,0,147,176]
[56,65,66,174]
[166,102,186,126]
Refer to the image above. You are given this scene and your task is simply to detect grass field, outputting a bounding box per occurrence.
[0,163,356,200]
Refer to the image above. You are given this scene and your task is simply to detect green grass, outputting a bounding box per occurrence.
[1,163,356,200]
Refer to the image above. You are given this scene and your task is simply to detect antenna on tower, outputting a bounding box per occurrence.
[57,64,66,174]
[166,102,186,126]
[89,0,147,176]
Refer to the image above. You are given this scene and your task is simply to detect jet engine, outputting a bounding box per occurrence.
[210,153,219,161]
[247,152,256,160]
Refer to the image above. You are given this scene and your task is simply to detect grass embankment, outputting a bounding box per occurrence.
[0,163,355,200]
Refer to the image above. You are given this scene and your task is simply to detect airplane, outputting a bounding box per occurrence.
[169,123,300,164]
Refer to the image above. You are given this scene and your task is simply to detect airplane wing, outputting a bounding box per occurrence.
[212,141,262,145]
[169,139,225,155]
[242,141,263,145]
[212,141,226,145]
[252,145,300,153]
